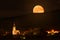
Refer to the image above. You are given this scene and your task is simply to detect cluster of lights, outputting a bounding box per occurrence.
[1,23,60,37]
[46,29,59,35]
[12,23,40,36]
[12,23,60,36]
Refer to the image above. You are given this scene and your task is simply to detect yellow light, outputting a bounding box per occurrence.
[22,31,29,36]
[23,37,26,39]
[46,29,59,35]
[33,5,44,13]
[12,23,20,35]
[33,32,37,35]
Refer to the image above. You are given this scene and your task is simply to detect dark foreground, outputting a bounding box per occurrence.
[0,33,60,40]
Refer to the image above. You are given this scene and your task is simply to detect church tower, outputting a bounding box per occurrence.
[12,23,20,35]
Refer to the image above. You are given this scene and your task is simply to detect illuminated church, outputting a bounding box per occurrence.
[12,23,20,35]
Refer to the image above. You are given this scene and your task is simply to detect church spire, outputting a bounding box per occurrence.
[12,22,20,35]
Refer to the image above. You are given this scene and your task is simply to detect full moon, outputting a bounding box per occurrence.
[33,5,44,13]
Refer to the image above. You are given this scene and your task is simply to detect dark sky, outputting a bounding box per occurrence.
[0,0,32,17]
[0,0,60,30]
[0,0,60,17]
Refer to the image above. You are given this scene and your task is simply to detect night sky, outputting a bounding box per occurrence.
[0,0,60,17]
[0,0,60,30]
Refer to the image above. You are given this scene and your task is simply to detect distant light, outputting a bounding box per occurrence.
[3,34,6,36]
[33,5,44,13]
[3,32,9,36]
[46,29,59,35]
[5,32,8,35]
[33,32,37,35]
[23,37,26,39]
[22,31,29,36]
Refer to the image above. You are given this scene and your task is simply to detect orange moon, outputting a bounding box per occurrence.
[33,5,44,13]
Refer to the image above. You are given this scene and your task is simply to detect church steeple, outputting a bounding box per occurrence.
[12,22,20,35]
[13,23,16,31]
